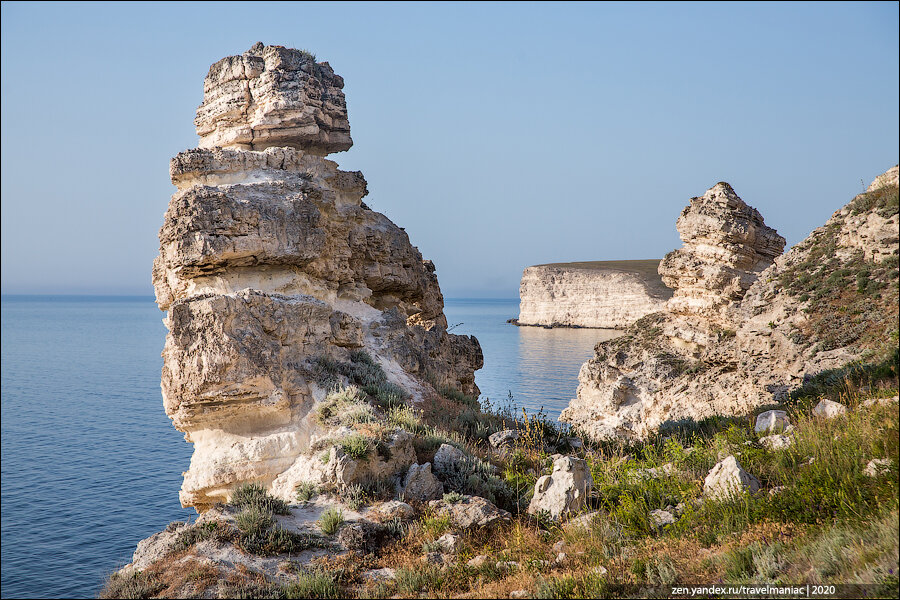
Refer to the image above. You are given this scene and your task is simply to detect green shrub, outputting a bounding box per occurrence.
[283,569,341,599]
[314,386,376,427]
[388,404,424,433]
[340,483,366,510]
[295,482,318,503]
[173,520,232,550]
[534,572,607,599]
[235,506,328,555]
[394,565,445,594]
[421,514,452,538]
[443,491,464,504]
[99,571,164,599]
[318,507,345,535]
[340,434,370,460]
[231,482,290,515]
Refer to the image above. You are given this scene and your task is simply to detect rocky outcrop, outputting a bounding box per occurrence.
[517,260,672,328]
[154,44,482,510]
[659,183,785,322]
[562,170,899,441]
[195,43,351,153]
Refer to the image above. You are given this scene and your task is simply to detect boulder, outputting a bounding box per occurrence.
[402,463,443,502]
[153,44,483,510]
[433,444,466,476]
[649,509,676,527]
[813,399,847,419]
[703,455,760,499]
[435,533,462,553]
[373,500,415,521]
[527,456,593,520]
[428,495,511,529]
[755,410,790,434]
[488,429,519,449]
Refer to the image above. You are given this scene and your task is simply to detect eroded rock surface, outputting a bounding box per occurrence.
[659,182,785,322]
[196,43,352,153]
[154,44,482,510]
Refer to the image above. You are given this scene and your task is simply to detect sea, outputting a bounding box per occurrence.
[0,295,618,599]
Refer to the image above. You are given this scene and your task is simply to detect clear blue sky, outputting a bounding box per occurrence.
[1,1,897,298]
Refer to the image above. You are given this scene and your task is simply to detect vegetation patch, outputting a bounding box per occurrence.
[231,482,290,515]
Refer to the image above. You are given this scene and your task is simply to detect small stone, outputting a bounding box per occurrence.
[703,455,760,499]
[552,540,567,553]
[759,433,793,450]
[864,458,892,477]
[813,399,847,419]
[510,591,529,599]
[488,429,519,449]
[374,500,415,521]
[468,555,490,568]
[755,410,790,434]
[768,486,785,496]
[428,494,511,530]
[496,561,519,571]
[649,509,676,527]
[402,463,443,502]
[860,395,899,409]
[361,568,396,582]
[555,552,568,564]
[435,533,462,553]
[527,456,593,520]
[566,511,599,530]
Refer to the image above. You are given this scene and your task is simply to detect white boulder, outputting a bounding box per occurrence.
[813,399,847,419]
[527,456,593,520]
[402,463,443,502]
[755,410,790,433]
[703,455,760,499]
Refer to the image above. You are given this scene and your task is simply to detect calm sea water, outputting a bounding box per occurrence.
[0,296,615,599]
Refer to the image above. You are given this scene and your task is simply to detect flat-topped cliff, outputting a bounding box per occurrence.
[516,260,672,329]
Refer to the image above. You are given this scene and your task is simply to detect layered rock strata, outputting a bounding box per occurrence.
[659,182,785,322]
[562,170,899,441]
[516,260,672,329]
[153,44,482,510]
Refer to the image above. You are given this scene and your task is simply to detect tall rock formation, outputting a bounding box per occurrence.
[153,44,482,510]
[516,260,672,329]
[561,172,898,441]
[659,183,785,322]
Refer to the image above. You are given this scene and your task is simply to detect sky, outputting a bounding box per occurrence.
[1,1,898,298]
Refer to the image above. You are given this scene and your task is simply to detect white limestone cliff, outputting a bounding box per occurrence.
[516,260,672,329]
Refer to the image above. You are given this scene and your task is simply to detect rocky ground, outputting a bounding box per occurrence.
[103,356,898,598]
